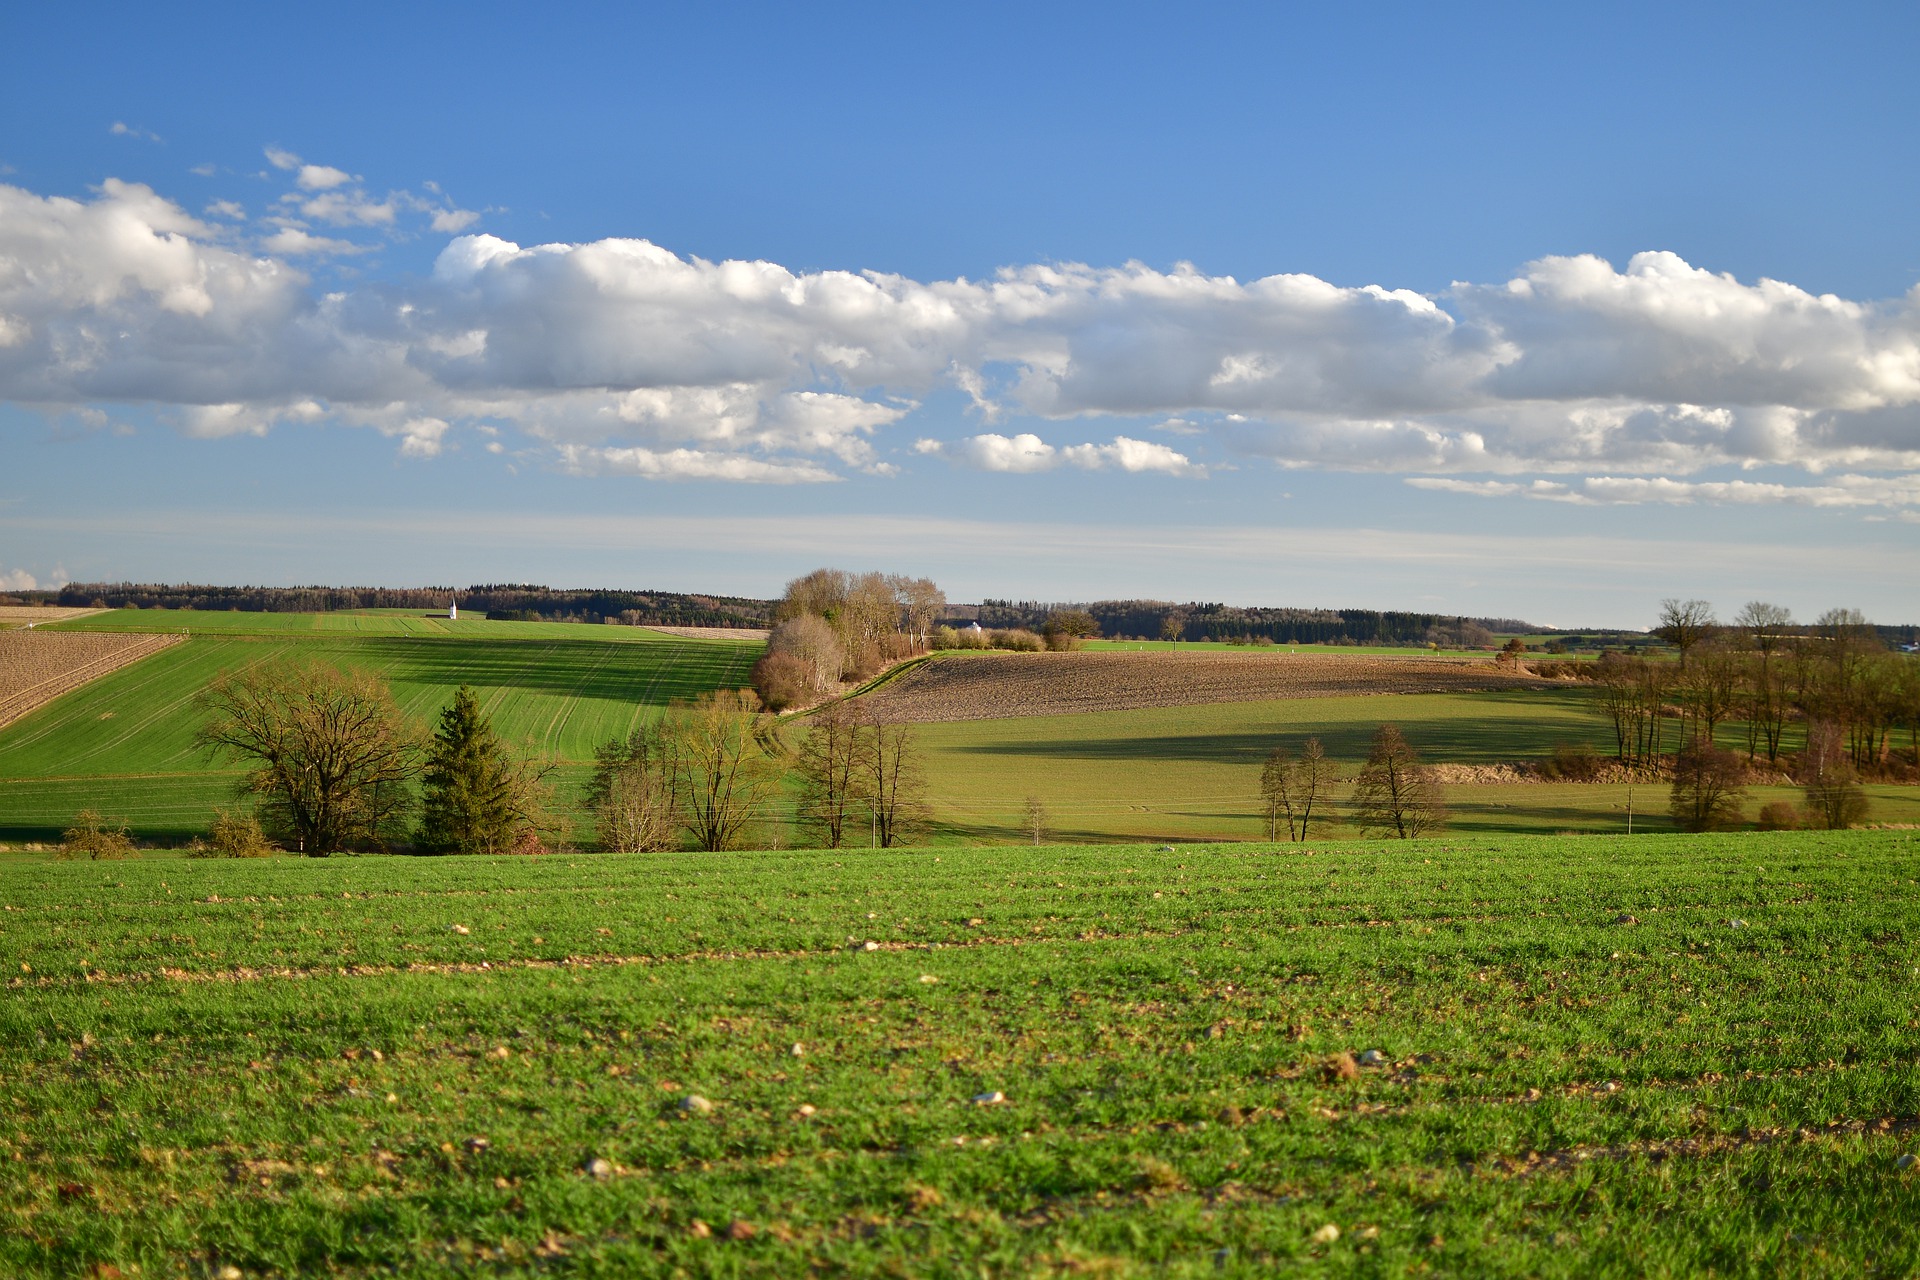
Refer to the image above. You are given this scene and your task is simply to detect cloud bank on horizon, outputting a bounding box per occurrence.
[2,167,1918,510]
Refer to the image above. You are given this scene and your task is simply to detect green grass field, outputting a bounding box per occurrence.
[49,607,668,640]
[3,830,1917,1277]
[911,688,1920,843]
[0,614,760,844]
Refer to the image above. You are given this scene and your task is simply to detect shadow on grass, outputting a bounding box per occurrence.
[358,637,756,702]
[945,709,1616,767]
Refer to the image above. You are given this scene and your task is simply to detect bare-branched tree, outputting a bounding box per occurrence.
[585,724,681,853]
[195,661,419,854]
[666,689,786,852]
[1349,725,1446,838]
[1656,598,1718,667]
[1259,737,1332,841]
[1797,722,1871,830]
[865,717,927,848]
[794,700,869,849]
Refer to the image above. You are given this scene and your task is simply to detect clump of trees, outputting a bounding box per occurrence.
[1667,742,1750,832]
[196,665,550,855]
[1040,609,1101,651]
[581,691,930,852]
[584,726,681,853]
[1797,723,1871,831]
[582,690,789,853]
[753,569,946,711]
[792,701,927,848]
[1260,737,1331,841]
[1589,600,1918,804]
[931,626,1046,652]
[1256,726,1447,841]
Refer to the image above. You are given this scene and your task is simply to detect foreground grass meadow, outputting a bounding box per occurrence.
[4,830,1919,1277]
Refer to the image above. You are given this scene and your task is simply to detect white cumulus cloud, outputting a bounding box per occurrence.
[926,432,1200,475]
[295,164,354,191]
[3,169,1919,485]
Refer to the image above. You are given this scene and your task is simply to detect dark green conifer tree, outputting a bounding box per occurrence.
[417,686,522,854]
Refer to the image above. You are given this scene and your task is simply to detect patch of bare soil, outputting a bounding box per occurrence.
[0,606,106,627]
[860,651,1552,722]
[0,631,184,729]
[643,625,771,641]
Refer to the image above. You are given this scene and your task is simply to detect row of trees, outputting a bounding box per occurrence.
[1593,600,1920,775]
[753,570,946,711]
[1259,726,1449,841]
[961,600,1536,646]
[568,693,933,853]
[195,659,935,856]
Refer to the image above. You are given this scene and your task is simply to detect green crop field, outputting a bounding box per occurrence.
[0,615,760,844]
[48,607,687,640]
[910,689,1920,843]
[3,830,1917,1277]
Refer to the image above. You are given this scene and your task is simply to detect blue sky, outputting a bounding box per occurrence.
[2,1,1917,626]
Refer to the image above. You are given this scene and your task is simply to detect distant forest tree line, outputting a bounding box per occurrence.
[50,583,772,628]
[27,581,1913,654]
[950,600,1543,647]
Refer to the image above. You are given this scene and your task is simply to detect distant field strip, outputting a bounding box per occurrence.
[865,651,1553,721]
[0,606,105,627]
[0,631,183,730]
[644,625,771,640]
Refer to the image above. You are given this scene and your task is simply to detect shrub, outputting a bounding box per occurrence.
[60,810,135,860]
[751,651,814,712]
[1797,722,1871,830]
[990,629,1045,652]
[1540,742,1604,782]
[1755,802,1802,831]
[1668,742,1748,832]
[207,808,276,857]
[931,625,963,650]
[585,727,680,853]
[847,639,886,680]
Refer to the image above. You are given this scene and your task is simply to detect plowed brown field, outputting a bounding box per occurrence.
[0,606,104,627]
[861,650,1551,721]
[0,631,184,729]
